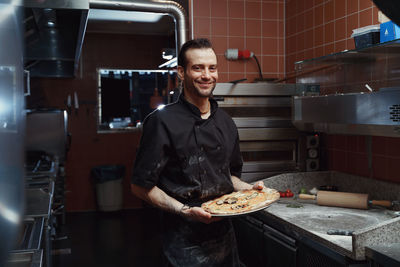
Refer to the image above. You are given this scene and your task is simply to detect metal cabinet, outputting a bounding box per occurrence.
[263,223,297,267]
[233,217,265,266]
[233,216,297,267]
[233,214,368,267]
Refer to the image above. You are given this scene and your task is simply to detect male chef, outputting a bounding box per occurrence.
[131,38,263,266]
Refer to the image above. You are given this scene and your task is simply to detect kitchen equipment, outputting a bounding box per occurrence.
[293,87,400,138]
[213,83,311,182]
[0,2,25,266]
[25,109,69,163]
[6,250,43,267]
[299,191,393,210]
[23,0,89,77]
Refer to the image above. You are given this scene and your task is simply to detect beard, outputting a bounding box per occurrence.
[183,79,216,98]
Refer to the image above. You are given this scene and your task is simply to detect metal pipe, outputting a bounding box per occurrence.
[89,0,188,53]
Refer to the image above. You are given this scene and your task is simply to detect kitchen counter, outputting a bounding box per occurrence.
[258,171,400,260]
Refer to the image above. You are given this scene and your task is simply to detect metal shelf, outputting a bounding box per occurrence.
[295,39,400,69]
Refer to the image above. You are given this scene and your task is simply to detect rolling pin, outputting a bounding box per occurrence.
[299,191,392,210]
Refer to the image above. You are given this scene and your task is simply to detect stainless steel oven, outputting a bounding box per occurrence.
[213,83,309,182]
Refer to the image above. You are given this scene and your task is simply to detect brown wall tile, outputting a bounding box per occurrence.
[334,0,346,18]
[359,0,372,10]
[246,37,262,55]
[335,17,346,40]
[246,1,261,19]
[193,0,210,17]
[229,18,245,36]
[211,0,228,18]
[263,2,279,20]
[262,38,278,55]
[228,1,245,18]
[262,20,278,38]
[211,36,228,55]
[246,19,262,37]
[194,17,210,36]
[359,8,373,27]
[324,22,335,43]
[347,0,359,15]
[324,0,335,23]
[211,17,228,36]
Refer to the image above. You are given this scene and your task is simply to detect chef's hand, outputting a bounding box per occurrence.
[180,206,222,224]
[252,181,265,190]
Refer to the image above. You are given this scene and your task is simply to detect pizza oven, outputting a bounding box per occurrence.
[213,82,311,182]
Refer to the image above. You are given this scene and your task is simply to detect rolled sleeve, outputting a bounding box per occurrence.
[131,111,170,188]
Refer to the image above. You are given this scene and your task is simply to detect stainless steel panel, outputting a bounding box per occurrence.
[13,218,44,251]
[217,97,291,107]
[24,0,89,9]
[293,88,400,137]
[240,172,286,182]
[23,1,89,77]
[238,128,299,141]
[214,83,301,96]
[240,141,296,152]
[25,110,68,162]
[0,2,25,266]
[24,189,51,218]
[6,250,43,267]
[242,161,297,172]
[233,117,293,128]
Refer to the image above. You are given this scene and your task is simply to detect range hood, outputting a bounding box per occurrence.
[23,0,89,78]
[293,88,400,137]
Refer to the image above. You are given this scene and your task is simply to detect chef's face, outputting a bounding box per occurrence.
[178,48,218,98]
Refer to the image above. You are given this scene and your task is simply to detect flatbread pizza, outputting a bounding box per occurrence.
[201,188,280,216]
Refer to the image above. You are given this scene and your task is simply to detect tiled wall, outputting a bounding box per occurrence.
[321,135,400,184]
[191,0,286,82]
[284,0,400,183]
[285,0,380,75]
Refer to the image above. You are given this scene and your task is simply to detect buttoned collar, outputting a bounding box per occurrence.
[178,91,218,119]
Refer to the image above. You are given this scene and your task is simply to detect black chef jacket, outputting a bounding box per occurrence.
[131,93,243,267]
[131,92,243,205]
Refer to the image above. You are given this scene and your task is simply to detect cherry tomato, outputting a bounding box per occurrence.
[286,192,294,197]
[279,192,286,197]
[286,189,292,193]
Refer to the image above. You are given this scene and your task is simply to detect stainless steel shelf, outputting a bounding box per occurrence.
[238,128,299,141]
[233,117,293,128]
[295,38,400,68]
[6,250,43,267]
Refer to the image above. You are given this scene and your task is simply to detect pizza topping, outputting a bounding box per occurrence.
[245,192,259,200]
[231,204,249,210]
[225,197,238,204]
[216,200,224,205]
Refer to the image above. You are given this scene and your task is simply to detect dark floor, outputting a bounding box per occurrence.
[52,208,164,267]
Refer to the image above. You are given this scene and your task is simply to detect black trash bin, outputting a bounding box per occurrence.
[91,165,125,211]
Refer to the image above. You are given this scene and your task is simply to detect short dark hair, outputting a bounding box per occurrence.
[178,38,214,70]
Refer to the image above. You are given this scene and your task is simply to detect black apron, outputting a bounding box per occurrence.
[162,212,240,267]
